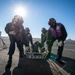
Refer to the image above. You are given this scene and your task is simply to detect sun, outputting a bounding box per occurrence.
[14,5,27,18]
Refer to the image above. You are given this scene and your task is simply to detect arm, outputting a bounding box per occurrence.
[41,33,43,43]
[46,29,52,41]
[58,24,68,46]
[5,23,16,35]
[29,33,33,45]
[5,23,10,34]
[46,29,52,44]
[61,24,68,41]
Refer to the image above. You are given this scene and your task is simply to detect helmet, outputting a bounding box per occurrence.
[25,27,30,32]
[12,15,24,24]
[12,15,20,22]
[41,27,47,33]
[48,18,56,25]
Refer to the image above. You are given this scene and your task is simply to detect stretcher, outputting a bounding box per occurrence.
[25,48,49,59]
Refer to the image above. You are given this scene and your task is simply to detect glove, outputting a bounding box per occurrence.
[9,31,16,35]
[58,41,63,47]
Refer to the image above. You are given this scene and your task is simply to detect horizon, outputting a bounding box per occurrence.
[1,36,75,41]
[0,0,75,40]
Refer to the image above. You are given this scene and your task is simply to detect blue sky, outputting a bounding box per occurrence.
[0,0,75,40]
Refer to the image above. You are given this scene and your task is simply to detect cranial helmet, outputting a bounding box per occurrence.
[12,15,24,24]
[25,27,30,31]
[41,27,47,33]
[48,18,56,25]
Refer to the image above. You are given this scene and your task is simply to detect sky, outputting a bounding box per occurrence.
[0,0,75,40]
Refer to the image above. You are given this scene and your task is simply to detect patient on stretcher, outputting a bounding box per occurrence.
[31,41,46,53]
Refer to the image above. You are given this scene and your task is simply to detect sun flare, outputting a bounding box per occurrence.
[14,5,27,18]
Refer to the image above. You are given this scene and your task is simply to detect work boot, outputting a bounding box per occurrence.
[55,58,66,65]
[5,55,12,70]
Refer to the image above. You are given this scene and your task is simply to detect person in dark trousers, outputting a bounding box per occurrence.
[0,31,2,44]
[0,31,7,49]
[41,27,47,47]
[46,18,67,65]
[5,15,24,69]
[22,27,33,53]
